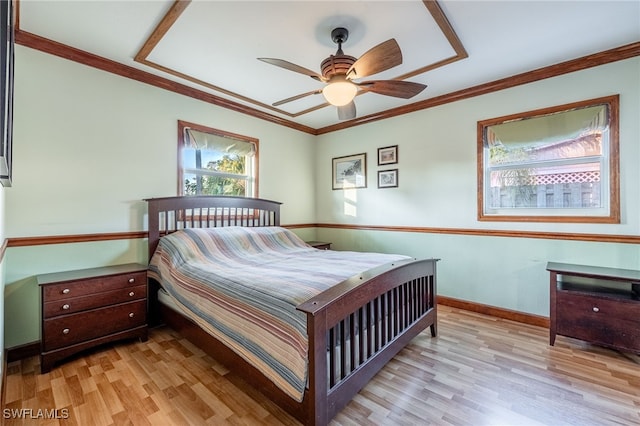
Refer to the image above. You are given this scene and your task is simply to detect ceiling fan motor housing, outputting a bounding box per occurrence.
[321,54,356,79]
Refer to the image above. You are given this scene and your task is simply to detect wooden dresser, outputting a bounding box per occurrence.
[38,263,148,373]
[547,262,640,354]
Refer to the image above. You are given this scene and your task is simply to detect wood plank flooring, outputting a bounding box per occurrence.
[3,305,639,425]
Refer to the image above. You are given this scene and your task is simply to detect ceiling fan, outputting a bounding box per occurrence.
[258,27,427,120]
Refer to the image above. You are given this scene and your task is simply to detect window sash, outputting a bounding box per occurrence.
[477,95,619,223]
[184,167,248,181]
[178,120,258,197]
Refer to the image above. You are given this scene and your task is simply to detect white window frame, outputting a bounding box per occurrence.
[178,120,258,197]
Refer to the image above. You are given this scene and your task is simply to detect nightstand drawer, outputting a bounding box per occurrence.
[43,284,147,318]
[556,291,640,351]
[42,271,146,302]
[43,300,147,351]
[556,291,639,321]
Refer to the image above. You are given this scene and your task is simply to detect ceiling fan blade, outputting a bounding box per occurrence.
[337,101,356,120]
[358,80,427,99]
[272,89,322,106]
[258,58,326,82]
[347,39,402,79]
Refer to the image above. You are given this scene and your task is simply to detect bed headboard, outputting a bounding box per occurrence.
[145,195,282,259]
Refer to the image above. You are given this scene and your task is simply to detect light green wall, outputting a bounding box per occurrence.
[315,57,640,317]
[8,47,316,237]
[3,44,639,348]
[319,228,638,316]
[3,46,317,347]
[5,239,148,347]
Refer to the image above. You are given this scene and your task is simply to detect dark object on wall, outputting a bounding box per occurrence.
[0,0,14,187]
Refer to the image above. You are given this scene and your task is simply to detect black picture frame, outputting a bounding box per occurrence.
[0,0,14,187]
[377,145,398,165]
[378,169,398,188]
[332,153,367,190]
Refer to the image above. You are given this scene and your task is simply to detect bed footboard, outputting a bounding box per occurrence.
[297,257,438,425]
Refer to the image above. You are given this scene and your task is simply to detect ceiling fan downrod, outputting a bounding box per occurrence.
[322,28,356,79]
[331,27,349,55]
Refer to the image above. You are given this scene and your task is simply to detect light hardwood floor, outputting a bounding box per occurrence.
[3,305,639,425]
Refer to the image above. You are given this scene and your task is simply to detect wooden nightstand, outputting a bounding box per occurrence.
[306,241,332,250]
[38,263,148,373]
[547,262,640,354]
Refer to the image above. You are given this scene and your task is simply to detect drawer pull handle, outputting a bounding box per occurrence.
[128,278,135,283]
[592,306,600,313]
[62,328,70,335]
[62,288,70,294]
[129,291,135,297]
[62,304,70,310]
[129,312,135,318]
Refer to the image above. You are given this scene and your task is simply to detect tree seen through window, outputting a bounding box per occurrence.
[178,120,257,197]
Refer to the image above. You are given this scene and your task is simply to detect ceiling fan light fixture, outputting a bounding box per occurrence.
[322,76,357,106]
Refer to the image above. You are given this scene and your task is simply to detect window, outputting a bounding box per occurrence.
[478,95,619,223]
[178,120,258,197]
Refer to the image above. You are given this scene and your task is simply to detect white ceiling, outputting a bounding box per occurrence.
[18,0,640,131]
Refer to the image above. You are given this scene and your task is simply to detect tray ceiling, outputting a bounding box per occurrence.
[17,0,640,132]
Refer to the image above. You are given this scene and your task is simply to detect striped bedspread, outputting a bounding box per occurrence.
[148,226,409,401]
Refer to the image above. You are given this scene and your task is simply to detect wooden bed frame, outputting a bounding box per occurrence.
[146,196,438,425]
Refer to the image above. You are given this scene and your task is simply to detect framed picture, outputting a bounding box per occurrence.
[378,169,398,188]
[378,145,398,165]
[0,0,14,187]
[332,153,367,190]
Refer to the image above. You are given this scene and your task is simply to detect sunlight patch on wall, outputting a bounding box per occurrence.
[343,186,358,217]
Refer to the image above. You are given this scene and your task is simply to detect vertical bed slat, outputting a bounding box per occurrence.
[403,284,408,331]
[420,277,426,315]
[349,312,356,374]
[367,302,373,358]
[402,283,408,328]
[358,307,365,365]
[163,211,167,234]
[392,290,397,340]
[339,320,346,380]
[373,297,380,352]
[411,281,416,322]
[329,327,336,387]
[387,291,393,341]
[380,293,387,346]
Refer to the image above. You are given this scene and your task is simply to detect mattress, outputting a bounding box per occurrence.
[148,226,409,401]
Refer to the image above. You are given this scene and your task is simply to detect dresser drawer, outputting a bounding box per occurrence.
[42,271,146,302]
[43,300,147,351]
[43,285,147,318]
[556,291,640,351]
